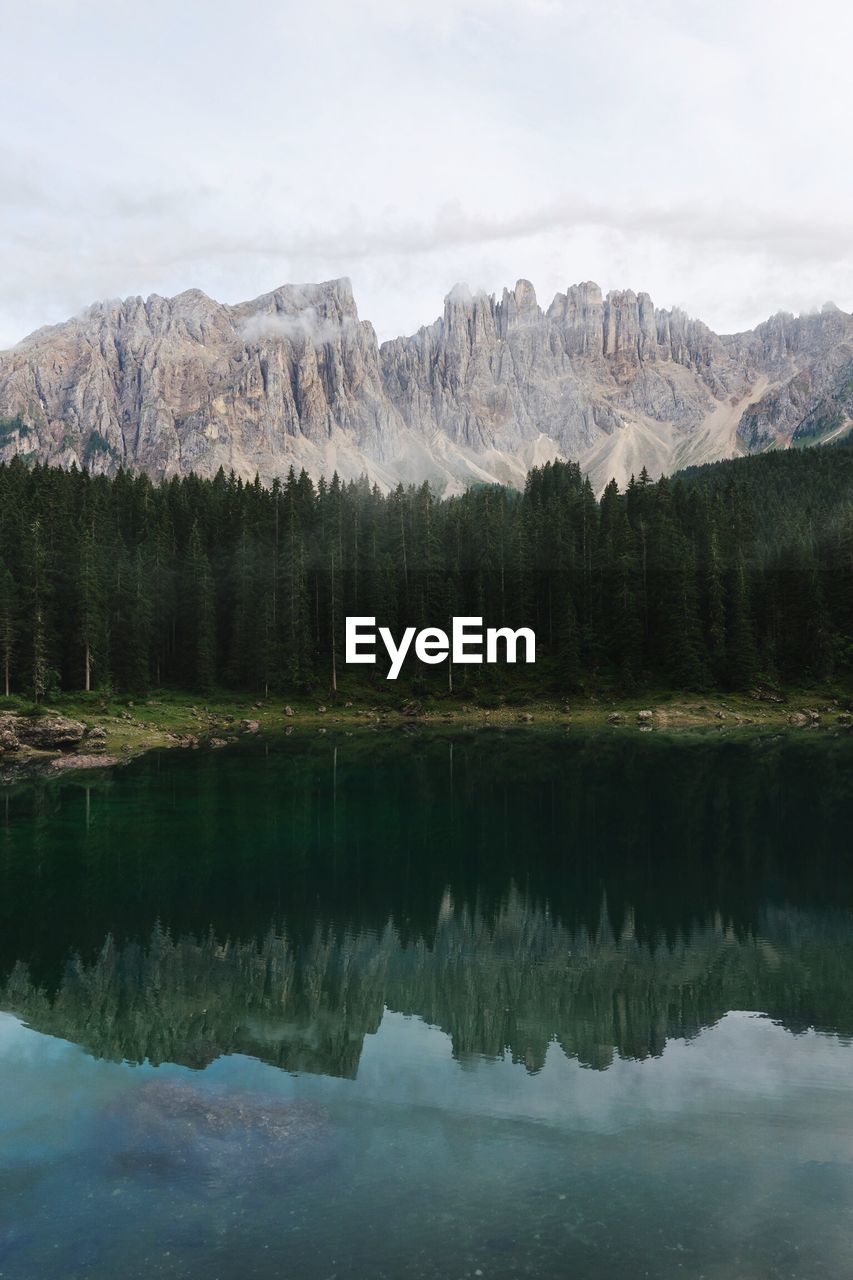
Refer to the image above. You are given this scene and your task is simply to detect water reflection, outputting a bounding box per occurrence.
[3,896,853,1076]
[3,731,853,1279]
[1,730,853,1075]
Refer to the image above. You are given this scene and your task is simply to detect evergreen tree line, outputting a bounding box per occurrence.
[0,437,851,699]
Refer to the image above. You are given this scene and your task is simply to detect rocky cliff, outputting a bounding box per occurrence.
[0,277,850,493]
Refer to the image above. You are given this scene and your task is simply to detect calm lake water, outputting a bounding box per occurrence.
[2,729,853,1279]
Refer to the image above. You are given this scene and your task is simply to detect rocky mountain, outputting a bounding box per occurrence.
[0,277,850,494]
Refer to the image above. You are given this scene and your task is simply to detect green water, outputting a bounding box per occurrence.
[2,730,853,1278]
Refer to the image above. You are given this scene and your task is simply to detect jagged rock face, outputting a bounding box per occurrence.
[733,309,853,451]
[0,278,850,494]
[0,279,405,488]
[381,280,745,465]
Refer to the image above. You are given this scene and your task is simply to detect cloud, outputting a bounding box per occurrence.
[237,309,358,346]
[0,0,851,348]
[229,200,853,271]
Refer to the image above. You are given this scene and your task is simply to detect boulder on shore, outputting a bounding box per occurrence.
[2,713,85,751]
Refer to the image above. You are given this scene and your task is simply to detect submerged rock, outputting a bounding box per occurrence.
[110,1080,336,1180]
[51,753,120,770]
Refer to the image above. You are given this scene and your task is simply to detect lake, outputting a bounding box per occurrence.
[2,728,853,1279]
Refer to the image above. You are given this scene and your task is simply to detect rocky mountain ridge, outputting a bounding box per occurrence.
[0,276,850,493]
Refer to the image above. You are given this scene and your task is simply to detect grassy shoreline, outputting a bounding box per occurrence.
[2,685,852,769]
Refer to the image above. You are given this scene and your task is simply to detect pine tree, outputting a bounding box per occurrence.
[279,475,311,687]
[75,522,106,692]
[0,438,850,698]
[704,527,727,683]
[185,521,216,691]
[0,562,15,698]
[726,556,759,690]
[557,591,582,689]
[25,518,49,702]
[227,523,259,688]
[128,545,153,691]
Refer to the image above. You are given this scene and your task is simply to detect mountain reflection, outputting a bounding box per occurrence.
[2,730,853,1075]
[4,895,853,1075]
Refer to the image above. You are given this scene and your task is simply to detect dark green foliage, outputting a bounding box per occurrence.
[82,430,118,466]
[184,521,216,693]
[0,441,850,696]
[73,521,107,691]
[0,416,30,444]
[794,408,844,442]
[793,364,853,443]
[0,560,15,697]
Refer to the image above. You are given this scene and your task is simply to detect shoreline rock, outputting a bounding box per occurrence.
[50,753,121,770]
[1,713,85,751]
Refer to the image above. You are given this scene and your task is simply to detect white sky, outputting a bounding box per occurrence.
[2,0,852,348]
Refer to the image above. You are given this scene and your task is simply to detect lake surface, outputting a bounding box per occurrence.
[2,728,853,1279]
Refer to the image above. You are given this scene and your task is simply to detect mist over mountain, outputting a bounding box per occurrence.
[0,277,850,494]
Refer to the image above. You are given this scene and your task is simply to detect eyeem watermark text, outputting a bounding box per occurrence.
[345,617,536,680]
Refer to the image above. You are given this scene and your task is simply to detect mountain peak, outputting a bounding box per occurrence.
[0,275,850,496]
